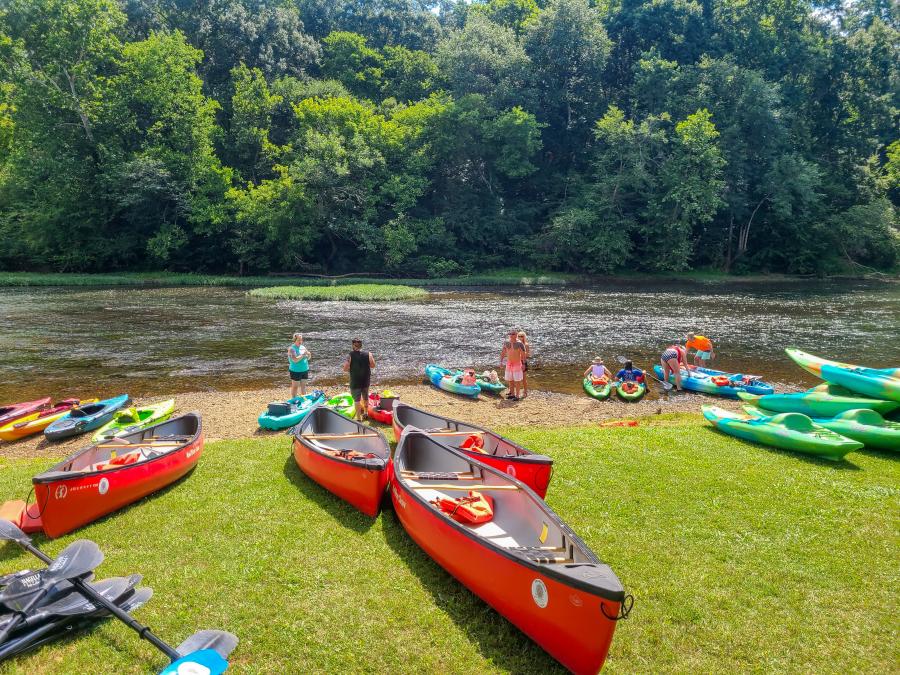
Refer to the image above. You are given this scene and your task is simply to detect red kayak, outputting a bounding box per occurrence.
[0,413,203,538]
[292,405,391,517]
[0,397,52,428]
[366,392,397,425]
[392,402,554,498]
[392,430,629,674]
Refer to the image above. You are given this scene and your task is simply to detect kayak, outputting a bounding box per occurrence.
[292,405,391,517]
[653,365,774,398]
[615,380,646,402]
[583,377,612,401]
[257,391,326,430]
[392,402,553,498]
[0,399,95,442]
[91,399,176,442]
[737,390,899,417]
[744,406,900,451]
[702,405,862,460]
[425,364,480,398]
[44,395,131,441]
[324,393,356,418]
[0,413,204,538]
[786,348,900,402]
[391,429,628,673]
[475,375,506,395]
[366,391,398,425]
[0,398,52,428]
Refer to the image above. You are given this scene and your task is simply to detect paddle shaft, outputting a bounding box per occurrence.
[10,540,181,661]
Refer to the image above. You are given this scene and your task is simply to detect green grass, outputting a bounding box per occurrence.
[0,415,896,673]
[0,270,571,288]
[248,284,429,302]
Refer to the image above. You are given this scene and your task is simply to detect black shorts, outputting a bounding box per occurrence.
[350,386,369,402]
[523,360,529,372]
[290,370,309,381]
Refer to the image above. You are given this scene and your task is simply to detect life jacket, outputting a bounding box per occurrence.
[460,434,486,453]
[91,450,142,472]
[711,375,730,387]
[620,381,639,394]
[591,376,608,386]
[433,491,494,524]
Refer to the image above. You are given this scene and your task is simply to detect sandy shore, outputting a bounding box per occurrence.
[0,384,745,461]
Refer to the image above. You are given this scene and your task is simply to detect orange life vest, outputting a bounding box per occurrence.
[433,491,494,524]
[591,376,608,386]
[711,375,730,387]
[620,381,639,394]
[460,434,486,453]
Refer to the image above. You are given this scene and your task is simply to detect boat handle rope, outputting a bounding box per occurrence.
[601,594,634,621]
[23,485,50,521]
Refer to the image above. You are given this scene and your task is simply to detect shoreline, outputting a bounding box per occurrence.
[0,383,743,461]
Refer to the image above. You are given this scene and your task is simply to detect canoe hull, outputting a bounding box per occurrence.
[0,398,52,428]
[787,348,900,402]
[366,394,394,425]
[654,366,774,398]
[292,438,389,517]
[738,391,899,417]
[391,479,620,674]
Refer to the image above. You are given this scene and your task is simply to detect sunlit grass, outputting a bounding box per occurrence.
[248,284,428,302]
[0,415,896,673]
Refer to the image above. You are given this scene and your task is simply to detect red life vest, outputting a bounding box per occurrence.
[433,491,494,524]
[91,451,141,472]
[460,434,486,453]
[620,381,639,394]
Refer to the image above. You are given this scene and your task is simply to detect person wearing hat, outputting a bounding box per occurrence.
[584,357,612,384]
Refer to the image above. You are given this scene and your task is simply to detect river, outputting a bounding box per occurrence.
[1,279,898,402]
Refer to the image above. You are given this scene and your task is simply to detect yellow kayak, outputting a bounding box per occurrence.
[0,398,99,442]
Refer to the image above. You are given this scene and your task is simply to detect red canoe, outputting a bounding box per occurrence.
[392,429,629,674]
[392,402,554,498]
[0,397,52,428]
[293,405,391,517]
[366,392,396,425]
[0,413,204,538]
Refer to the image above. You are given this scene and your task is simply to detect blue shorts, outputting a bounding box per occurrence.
[695,350,712,360]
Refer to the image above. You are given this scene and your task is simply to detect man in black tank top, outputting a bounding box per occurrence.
[342,338,376,420]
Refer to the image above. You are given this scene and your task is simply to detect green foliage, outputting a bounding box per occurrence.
[248,283,428,301]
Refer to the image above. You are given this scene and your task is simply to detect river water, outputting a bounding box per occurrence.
[1,279,898,402]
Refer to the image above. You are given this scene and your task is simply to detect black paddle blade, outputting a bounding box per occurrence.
[39,577,131,618]
[0,570,34,589]
[44,540,103,583]
[176,630,239,659]
[0,520,30,546]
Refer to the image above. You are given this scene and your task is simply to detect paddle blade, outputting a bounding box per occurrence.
[176,630,239,659]
[45,540,104,583]
[43,577,131,618]
[117,587,153,614]
[0,519,31,546]
[161,649,230,675]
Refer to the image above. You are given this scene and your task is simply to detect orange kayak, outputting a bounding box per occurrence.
[0,399,96,442]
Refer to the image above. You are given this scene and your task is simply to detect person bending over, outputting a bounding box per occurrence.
[685,333,715,367]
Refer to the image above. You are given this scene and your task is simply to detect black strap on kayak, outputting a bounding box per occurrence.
[22,485,50,522]
[601,594,634,621]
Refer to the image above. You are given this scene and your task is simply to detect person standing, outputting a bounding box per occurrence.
[343,338,375,421]
[288,333,311,398]
[685,333,715,367]
[500,330,526,401]
[517,331,530,399]
[660,344,689,391]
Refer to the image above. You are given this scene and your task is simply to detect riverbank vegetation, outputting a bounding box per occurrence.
[249,283,428,301]
[0,0,897,278]
[0,417,895,671]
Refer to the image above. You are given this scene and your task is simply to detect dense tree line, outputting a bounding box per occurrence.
[0,0,897,275]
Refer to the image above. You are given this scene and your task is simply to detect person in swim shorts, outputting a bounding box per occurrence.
[660,344,690,391]
[288,333,311,398]
[685,333,715,367]
[500,330,526,400]
[342,338,376,421]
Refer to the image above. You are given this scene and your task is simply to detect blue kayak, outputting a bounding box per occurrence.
[425,364,480,398]
[654,365,774,398]
[258,391,326,430]
[44,394,131,441]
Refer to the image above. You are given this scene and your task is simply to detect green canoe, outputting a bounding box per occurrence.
[324,393,356,418]
[744,405,900,451]
[702,405,863,461]
[615,380,646,402]
[737,391,899,417]
[91,399,176,442]
[583,377,612,401]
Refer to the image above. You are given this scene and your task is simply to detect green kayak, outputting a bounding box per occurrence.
[583,377,612,401]
[91,399,176,442]
[737,391,899,417]
[702,405,863,461]
[615,380,646,402]
[324,393,356,418]
[744,405,900,451]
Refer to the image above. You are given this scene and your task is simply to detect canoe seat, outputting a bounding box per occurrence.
[401,471,474,481]
[511,547,574,564]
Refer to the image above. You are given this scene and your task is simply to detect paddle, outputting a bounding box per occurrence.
[0,539,104,645]
[615,356,672,391]
[0,585,153,661]
[0,520,237,672]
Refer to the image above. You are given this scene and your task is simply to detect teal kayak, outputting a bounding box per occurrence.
[787,348,900,402]
[615,380,646,402]
[325,393,356,418]
[738,391,899,417]
[653,365,773,398]
[744,405,900,451]
[425,364,480,398]
[476,375,507,395]
[702,405,863,461]
[583,377,612,401]
[258,391,326,430]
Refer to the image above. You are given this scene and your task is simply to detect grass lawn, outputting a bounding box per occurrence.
[248,284,429,302]
[0,415,896,673]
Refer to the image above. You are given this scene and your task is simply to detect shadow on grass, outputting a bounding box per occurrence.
[379,507,564,674]
[281,456,376,534]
